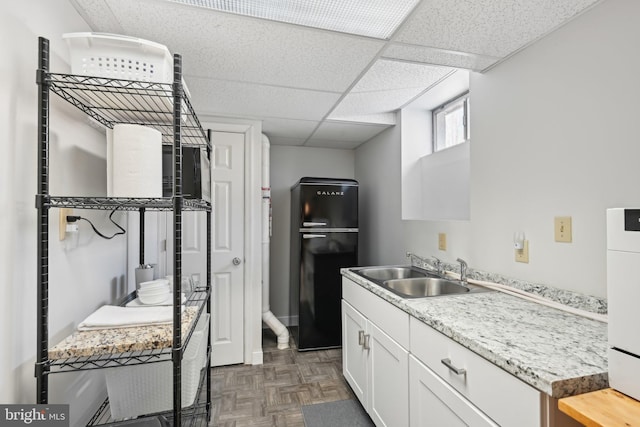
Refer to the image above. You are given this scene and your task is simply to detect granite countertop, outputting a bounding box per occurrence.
[48,306,199,360]
[341,269,608,399]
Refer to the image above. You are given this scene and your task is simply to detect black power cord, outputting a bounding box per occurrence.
[67,208,126,240]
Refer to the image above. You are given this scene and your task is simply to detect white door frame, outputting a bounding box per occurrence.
[128,117,264,365]
[202,118,263,365]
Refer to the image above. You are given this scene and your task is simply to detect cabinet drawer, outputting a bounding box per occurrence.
[410,317,541,427]
[409,355,498,427]
[343,277,409,348]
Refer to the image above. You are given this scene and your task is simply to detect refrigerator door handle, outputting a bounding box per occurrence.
[303,222,327,227]
[302,234,327,239]
[299,228,358,233]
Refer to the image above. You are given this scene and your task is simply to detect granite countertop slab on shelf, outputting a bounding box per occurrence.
[48,306,198,360]
[341,268,608,399]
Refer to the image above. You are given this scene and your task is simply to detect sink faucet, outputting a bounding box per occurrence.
[456,258,468,286]
[431,256,443,276]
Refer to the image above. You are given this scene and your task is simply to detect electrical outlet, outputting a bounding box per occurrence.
[555,216,572,243]
[438,233,447,251]
[59,208,73,241]
[515,240,529,263]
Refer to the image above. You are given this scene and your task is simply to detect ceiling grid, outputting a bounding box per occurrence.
[69,0,603,148]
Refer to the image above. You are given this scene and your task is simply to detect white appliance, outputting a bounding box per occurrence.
[606,208,640,400]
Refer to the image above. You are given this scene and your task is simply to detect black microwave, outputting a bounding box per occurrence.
[162,146,211,202]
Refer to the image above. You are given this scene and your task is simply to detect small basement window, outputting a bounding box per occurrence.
[433,92,470,152]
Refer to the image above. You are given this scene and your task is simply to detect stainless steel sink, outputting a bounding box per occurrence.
[355,266,432,281]
[352,265,493,299]
[383,277,470,298]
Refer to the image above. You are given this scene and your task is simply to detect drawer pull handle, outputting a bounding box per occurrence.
[358,330,365,346]
[441,358,466,375]
[363,334,371,350]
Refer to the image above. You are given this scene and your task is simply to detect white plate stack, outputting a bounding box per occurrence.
[137,279,170,305]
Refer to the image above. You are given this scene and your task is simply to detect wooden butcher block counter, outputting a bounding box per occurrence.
[559,388,640,427]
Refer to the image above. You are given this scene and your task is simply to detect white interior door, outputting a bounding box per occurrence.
[211,131,245,366]
[180,211,207,289]
[162,211,206,295]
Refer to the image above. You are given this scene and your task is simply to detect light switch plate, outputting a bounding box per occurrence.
[515,240,529,263]
[555,216,572,243]
[438,233,447,251]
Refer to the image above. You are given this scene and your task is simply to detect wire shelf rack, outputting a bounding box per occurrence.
[46,73,209,148]
[86,350,211,426]
[36,38,212,425]
[42,196,211,212]
[46,290,210,374]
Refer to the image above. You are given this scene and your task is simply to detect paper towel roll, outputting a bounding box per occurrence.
[110,124,162,198]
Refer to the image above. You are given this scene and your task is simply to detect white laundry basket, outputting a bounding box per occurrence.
[104,312,209,419]
[63,32,191,96]
[63,32,174,83]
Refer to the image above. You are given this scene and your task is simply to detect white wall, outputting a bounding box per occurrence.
[400,109,430,219]
[1,2,128,424]
[269,145,355,324]
[355,125,406,266]
[420,141,470,220]
[401,70,470,221]
[399,0,640,299]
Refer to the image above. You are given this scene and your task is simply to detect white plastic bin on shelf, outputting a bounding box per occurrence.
[62,32,190,95]
[104,312,209,419]
[64,32,172,83]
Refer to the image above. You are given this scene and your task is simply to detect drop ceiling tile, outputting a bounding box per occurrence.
[70,0,124,33]
[328,59,454,118]
[187,77,341,121]
[304,139,363,150]
[395,0,600,58]
[261,118,319,139]
[407,70,470,110]
[87,0,385,92]
[384,43,499,71]
[351,59,452,92]
[313,121,391,142]
[331,86,428,118]
[266,136,306,146]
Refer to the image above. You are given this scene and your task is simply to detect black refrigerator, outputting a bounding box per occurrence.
[290,177,359,351]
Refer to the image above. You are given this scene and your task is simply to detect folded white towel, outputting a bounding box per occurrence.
[77,305,184,331]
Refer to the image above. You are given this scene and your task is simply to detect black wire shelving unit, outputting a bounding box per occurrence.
[35,36,212,426]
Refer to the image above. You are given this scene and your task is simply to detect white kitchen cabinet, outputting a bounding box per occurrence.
[342,277,410,427]
[342,300,409,427]
[410,317,541,427]
[409,355,498,427]
[343,276,582,427]
[368,317,409,426]
[342,277,410,348]
[342,299,368,404]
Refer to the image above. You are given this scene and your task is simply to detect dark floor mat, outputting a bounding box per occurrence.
[302,399,374,427]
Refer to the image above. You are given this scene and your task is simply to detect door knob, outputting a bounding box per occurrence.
[232,257,242,266]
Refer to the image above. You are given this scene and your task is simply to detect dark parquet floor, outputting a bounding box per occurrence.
[210,328,355,426]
